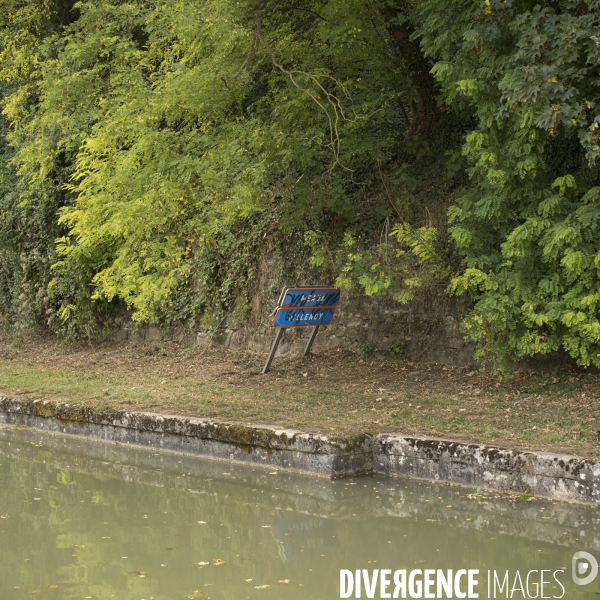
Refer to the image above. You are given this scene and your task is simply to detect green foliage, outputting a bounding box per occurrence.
[2,0,444,333]
[1,0,600,370]
[0,0,77,332]
[306,221,448,304]
[424,0,600,367]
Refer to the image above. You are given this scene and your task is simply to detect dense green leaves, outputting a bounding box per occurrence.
[1,0,600,367]
[428,0,600,367]
[2,0,447,333]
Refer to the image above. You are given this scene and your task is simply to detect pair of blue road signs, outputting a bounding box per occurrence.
[262,286,341,373]
[272,287,341,327]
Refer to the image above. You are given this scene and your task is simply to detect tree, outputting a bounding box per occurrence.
[420,0,600,367]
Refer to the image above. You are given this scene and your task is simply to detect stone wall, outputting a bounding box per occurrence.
[1,398,599,504]
[116,259,474,366]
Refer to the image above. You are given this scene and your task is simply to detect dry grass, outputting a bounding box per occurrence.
[0,335,598,459]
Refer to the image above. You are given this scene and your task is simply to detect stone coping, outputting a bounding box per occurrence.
[0,397,598,504]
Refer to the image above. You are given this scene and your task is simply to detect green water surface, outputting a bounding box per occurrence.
[0,427,598,599]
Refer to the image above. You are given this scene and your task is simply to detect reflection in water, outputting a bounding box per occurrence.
[0,426,597,599]
[271,517,336,562]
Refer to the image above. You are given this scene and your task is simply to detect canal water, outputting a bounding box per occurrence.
[0,427,598,599]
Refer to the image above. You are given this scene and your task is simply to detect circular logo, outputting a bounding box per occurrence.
[572,551,599,586]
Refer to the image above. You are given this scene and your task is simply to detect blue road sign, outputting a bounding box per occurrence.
[263,285,341,373]
[280,287,341,309]
[273,307,335,328]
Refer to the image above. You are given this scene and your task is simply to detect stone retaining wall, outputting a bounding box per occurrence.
[0,397,598,504]
[115,259,474,365]
[3,426,599,552]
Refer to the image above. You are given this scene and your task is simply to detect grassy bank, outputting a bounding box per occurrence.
[0,336,598,459]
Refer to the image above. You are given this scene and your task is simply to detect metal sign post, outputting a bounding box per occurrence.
[262,328,285,375]
[262,286,341,373]
[304,326,319,356]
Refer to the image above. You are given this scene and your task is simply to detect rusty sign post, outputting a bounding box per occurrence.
[262,286,341,374]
